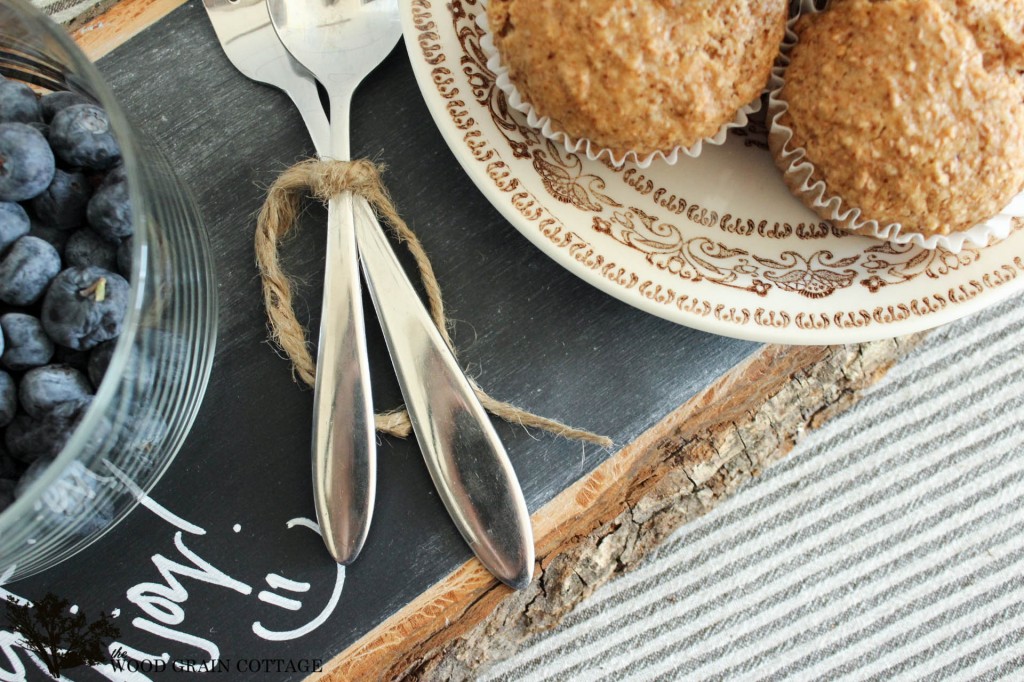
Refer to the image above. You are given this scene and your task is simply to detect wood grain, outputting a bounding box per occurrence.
[70,0,186,60]
[320,335,924,681]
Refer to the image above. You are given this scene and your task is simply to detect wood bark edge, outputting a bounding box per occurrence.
[70,0,187,60]
[317,335,925,681]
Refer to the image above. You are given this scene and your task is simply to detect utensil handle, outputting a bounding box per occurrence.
[312,191,375,564]
[286,79,330,157]
[352,198,535,590]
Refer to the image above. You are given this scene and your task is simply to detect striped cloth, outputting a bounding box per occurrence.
[34,0,110,27]
[485,293,1024,681]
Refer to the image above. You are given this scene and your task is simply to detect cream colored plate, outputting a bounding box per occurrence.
[400,0,1024,344]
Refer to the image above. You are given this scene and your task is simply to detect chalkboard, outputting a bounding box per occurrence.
[2,2,758,678]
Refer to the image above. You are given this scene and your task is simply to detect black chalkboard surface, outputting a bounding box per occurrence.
[4,2,758,678]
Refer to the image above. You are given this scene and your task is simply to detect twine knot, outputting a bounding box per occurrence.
[254,158,613,448]
[307,158,381,202]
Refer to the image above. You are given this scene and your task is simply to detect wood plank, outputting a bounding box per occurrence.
[71,0,186,60]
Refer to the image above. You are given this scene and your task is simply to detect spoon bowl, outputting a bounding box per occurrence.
[267,0,401,157]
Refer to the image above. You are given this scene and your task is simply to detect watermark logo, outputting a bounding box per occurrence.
[4,593,120,679]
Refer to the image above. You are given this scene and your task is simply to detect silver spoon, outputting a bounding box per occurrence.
[202,0,371,566]
[268,0,535,588]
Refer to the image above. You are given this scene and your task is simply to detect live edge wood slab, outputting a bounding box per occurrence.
[333,337,924,681]
[44,2,924,680]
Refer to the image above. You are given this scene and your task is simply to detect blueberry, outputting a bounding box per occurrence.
[19,365,93,419]
[40,266,130,350]
[13,457,52,496]
[0,81,41,124]
[86,165,131,241]
[1,313,54,371]
[28,221,70,256]
[0,201,30,251]
[64,229,117,270]
[0,371,14,428]
[6,414,72,463]
[0,235,61,306]
[116,236,133,277]
[0,123,55,201]
[0,443,23,480]
[0,478,15,513]
[88,337,156,392]
[30,168,91,229]
[39,91,92,123]
[27,459,114,536]
[48,104,120,170]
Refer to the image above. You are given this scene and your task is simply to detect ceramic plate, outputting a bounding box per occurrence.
[400,0,1024,345]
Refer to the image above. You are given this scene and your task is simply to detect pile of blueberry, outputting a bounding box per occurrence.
[0,77,132,516]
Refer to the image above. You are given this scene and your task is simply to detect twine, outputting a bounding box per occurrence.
[254,158,613,449]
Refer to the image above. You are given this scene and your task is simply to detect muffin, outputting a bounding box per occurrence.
[769,0,1024,245]
[485,0,788,162]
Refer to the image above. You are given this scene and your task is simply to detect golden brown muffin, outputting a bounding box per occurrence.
[933,0,1024,99]
[488,0,788,158]
[833,0,1024,94]
[774,0,1024,237]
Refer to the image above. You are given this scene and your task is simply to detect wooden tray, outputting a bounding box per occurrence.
[2,2,922,679]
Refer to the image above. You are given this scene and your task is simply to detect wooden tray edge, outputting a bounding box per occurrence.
[319,334,925,681]
[70,0,186,60]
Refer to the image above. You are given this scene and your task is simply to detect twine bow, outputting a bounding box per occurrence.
[254,158,613,448]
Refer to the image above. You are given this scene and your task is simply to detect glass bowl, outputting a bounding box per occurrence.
[0,0,217,580]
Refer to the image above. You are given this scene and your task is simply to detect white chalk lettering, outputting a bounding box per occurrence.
[252,518,345,641]
[0,631,27,682]
[129,618,220,672]
[123,530,251,670]
[104,462,205,536]
[1,486,351,676]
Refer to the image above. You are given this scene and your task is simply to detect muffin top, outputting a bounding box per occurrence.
[932,0,1024,100]
[833,0,1024,95]
[778,0,1024,236]
[489,0,788,157]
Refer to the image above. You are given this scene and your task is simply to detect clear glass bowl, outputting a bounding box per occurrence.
[0,0,217,580]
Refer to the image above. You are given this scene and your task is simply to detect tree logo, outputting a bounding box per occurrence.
[4,594,120,679]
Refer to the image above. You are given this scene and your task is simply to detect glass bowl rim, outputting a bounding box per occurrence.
[0,0,153,535]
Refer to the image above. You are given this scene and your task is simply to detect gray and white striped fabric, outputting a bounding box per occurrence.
[486,294,1024,681]
[34,0,107,27]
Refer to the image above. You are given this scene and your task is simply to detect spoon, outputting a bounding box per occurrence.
[268,0,535,588]
[261,0,386,565]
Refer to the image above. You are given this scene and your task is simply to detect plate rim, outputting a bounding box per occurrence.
[399,0,1024,345]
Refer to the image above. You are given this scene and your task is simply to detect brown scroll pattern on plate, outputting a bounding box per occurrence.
[412,0,1024,333]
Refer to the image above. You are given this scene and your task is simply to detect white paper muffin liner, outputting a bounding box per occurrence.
[767,0,1024,253]
[477,0,762,169]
